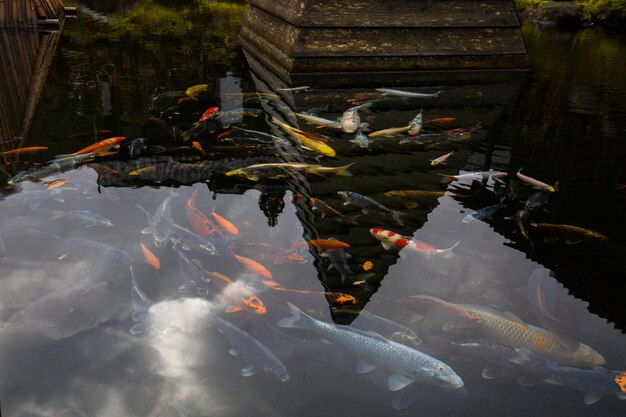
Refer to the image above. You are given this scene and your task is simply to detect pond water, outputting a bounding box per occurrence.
[1,2,625,416]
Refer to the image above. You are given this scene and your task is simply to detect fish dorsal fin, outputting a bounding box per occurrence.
[355,358,378,374]
[387,373,414,392]
[482,368,507,379]
[502,311,526,324]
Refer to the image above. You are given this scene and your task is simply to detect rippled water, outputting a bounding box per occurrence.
[0,3,625,416]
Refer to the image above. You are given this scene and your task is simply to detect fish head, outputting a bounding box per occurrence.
[264,364,290,383]
[153,222,172,248]
[337,191,349,200]
[224,169,242,177]
[570,343,606,367]
[243,296,267,315]
[369,228,408,249]
[423,363,464,389]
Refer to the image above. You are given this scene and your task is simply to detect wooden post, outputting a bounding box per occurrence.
[241,0,528,81]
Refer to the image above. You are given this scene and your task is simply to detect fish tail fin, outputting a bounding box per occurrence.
[433,90,442,97]
[439,175,456,184]
[277,302,314,330]
[334,163,355,177]
[510,348,555,369]
[553,181,560,192]
[391,210,406,226]
[440,241,460,259]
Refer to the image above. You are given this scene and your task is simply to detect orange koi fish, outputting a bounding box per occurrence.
[211,209,239,236]
[140,241,160,270]
[202,270,266,315]
[45,179,68,189]
[185,188,219,237]
[63,136,126,156]
[0,146,48,156]
[191,141,205,155]
[270,286,357,306]
[426,117,456,124]
[306,239,350,250]
[362,261,373,271]
[230,252,273,280]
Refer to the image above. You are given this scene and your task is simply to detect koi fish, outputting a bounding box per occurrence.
[513,209,532,241]
[439,170,507,184]
[228,241,307,265]
[278,302,463,391]
[271,117,336,157]
[198,106,219,123]
[462,200,506,223]
[525,190,552,210]
[212,314,289,382]
[337,191,405,226]
[384,190,448,209]
[306,239,350,250]
[369,228,459,259]
[57,136,125,157]
[45,178,68,189]
[368,126,410,138]
[211,209,239,236]
[230,251,273,280]
[185,188,219,237]
[185,84,209,100]
[511,348,626,405]
[350,128,373,148]
[226,163,352,181]
[269,117,329,142]
[0,146,48,156]
[516,169,558,192]
[376,88,441,98]
[269,286,358,306]
[407,110,423,136]
[294,112,341,130]
[530,222,608,244]
[200,270,266,315]
[430,150,454,167]
[173,245,210,296]
[409,295,605,368]
[140,241,160,269]
[339,106,366,134]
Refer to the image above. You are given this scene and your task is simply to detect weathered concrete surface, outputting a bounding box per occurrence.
[241,0,529,78]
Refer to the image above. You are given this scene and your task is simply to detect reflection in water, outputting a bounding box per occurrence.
[0,3,625,417]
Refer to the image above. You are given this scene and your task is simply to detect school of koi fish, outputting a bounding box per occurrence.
[0,82,623,416]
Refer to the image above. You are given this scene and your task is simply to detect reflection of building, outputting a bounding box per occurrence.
[1,0,70,28]
[0,29,61,142]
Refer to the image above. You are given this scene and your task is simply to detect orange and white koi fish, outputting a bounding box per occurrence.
[369,228,459,259]
[140,241,160,270]
[198,107,219,123]
[201,270,266,315]
[430,150,454,167]
[58,136,126,157]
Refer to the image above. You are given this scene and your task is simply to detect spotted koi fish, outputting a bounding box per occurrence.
[409,295,605,368]
[369,228,459,259]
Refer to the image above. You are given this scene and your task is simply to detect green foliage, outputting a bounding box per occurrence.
[577,0,626,23]
[516,0,626,24]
